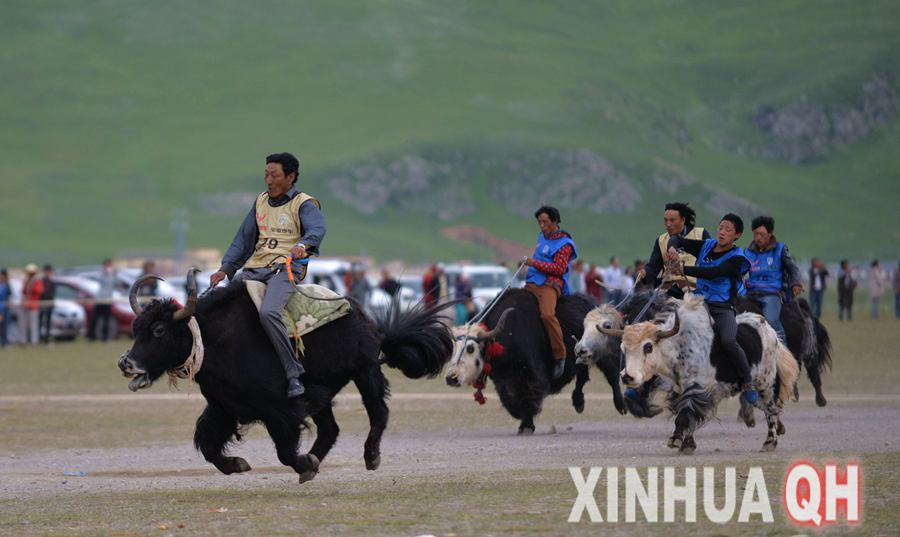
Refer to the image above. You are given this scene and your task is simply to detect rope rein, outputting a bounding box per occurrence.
[166,316,205,391]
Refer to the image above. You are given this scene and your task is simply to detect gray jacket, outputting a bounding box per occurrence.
[220,187,326,279]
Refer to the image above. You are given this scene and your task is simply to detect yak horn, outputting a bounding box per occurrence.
[655,312,680,340]
[596,323,624,338]
[129,274,163,314]
[172,268,200,321]
[476,308,514,341]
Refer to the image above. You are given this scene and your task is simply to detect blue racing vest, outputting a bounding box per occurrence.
[526,231,578,295]
[746,242,784,295]
[695,239,749,303]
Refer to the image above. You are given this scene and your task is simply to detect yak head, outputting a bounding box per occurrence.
[617,312,681,387]
[444,308,513,387]
[118,269,199,392]
[574,303,623,366]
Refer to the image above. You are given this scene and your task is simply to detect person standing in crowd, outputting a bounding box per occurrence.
[38,264,56,344]
[584,264,603,303]
[623,265,635,296]
[90,258,117,341]
[568,260,587,295]
[837,259,857,321]
[378,269,401,298]
[637,202,710,298]
[868,260,887,320]
[0,269,10,348]
[138,260,159,301]
[454,273,475,325]
[633,260,651,291]
[422,264,437,309]
[21,264,43,346]
[523,205,578,380]
[808,258,828,319]
[603,256,624,304]
[894,261,900,319]
[349,264,372,309]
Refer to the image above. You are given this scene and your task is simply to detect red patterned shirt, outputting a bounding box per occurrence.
[531,231,574,291]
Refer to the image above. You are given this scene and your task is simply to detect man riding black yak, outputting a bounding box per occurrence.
[117,152,454,483]
[208,152,323,398]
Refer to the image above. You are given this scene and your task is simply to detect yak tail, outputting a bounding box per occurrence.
[796,298,833,373]
[376,300,455,379]
[811,313,833,373]
[775,340,800,404]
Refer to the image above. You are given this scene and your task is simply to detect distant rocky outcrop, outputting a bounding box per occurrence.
[328,154,476,221]
[491,149,642,217]
[751,74,896,164]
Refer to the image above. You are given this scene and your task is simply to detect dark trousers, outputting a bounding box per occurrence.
[39,307,53,342]
[708,302,752,386]
[0,309,8,347]
[90,304,113,341]
[809,289,824,319]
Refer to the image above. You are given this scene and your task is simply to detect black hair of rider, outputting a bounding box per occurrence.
[266,152,301,185]
[751,215,775,234]
[721,213,744,235]
[664,202,696,228]
[534,205,561,224]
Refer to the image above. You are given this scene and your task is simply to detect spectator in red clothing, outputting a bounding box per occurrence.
[422,264,437,309]
[21,263,43,346]
[522,206,579,379]
[584,264,604,303]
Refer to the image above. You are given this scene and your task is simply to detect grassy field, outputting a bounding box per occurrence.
[1,304,899,535]
[0,1,898,266]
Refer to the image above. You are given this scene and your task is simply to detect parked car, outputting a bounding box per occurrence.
[73,268,187,305]
[51,275,136,338]
[6,278,86,342]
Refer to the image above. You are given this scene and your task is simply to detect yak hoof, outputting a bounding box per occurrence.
[219,456,252,475]
[667,435,682,449]
[297,454,320,484]
[793,383,800,402]
[298,469,318,483]
[776,420,786,436]
[815,393,827,407]
[365,454,381,471]
[761,437,777,452]
[572,394,585,414]
[678,437,696,455]
[517,425,535,436]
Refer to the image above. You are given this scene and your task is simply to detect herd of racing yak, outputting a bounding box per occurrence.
[117,268,831,483]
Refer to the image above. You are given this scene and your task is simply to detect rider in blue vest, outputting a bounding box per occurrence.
[745,216,803,343]
[523,206,578,380]
[668,214,758,404]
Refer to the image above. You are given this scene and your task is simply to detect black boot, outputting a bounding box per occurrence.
[287,377,305,398]
[551,359,565,380]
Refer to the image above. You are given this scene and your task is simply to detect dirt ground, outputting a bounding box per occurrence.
[2,316,899,536]
[2,391,899,536]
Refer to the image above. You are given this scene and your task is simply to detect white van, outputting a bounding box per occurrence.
[443,264,517,311]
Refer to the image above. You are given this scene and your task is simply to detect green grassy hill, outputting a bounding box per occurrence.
[1,0,898,267]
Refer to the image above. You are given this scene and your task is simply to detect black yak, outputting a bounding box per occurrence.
[443,288,627,435]
[118,269,452,482]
